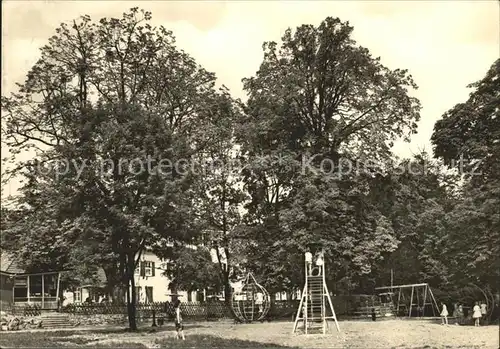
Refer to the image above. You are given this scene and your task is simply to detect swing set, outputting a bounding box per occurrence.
[375,283,440,317]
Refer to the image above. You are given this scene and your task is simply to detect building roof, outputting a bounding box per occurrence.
[0,249,25,274]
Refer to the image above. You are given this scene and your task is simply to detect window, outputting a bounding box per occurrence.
[30,275,42,297]
[187,292,192,302]
[145,262,154,277]
[74,290,82,303]
[196,291,204,302]
[44,274,57,297]
[139,261,155,277]
[14,286,28,300]
[13,276,28,300]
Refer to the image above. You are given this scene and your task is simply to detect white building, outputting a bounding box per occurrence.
[63,246,289,305]
[64,248,234,304]
[133,250,200,303]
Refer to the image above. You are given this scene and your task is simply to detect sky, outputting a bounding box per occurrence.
[1,0,499,198]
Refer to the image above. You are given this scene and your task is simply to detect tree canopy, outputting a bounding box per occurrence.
[2,9,498,329]
[431,59,500,293]
[1,8,239,329]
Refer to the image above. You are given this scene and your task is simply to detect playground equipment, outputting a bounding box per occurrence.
[375,283,440,317]
[231,272,271,322]
[292,250,340,335]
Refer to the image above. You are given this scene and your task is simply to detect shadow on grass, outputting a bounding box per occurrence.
[4,323,205,335]
[0,333,299,349]
[0,331,149,348]
[0,325,202,348]
[93,323,206,333]
[155,334,300,348]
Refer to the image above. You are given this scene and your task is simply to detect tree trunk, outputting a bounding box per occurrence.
[104,266,119,302]
[214,245,231,305]
[126,257,137,331]
[224,273,231,305]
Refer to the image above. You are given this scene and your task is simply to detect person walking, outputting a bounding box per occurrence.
[472,301,482,327]
[440,302,449,325]
[173,299,185,340]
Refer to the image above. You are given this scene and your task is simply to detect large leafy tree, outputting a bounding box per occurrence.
[1,159,127,300]
[1,8,235,330]
[0,165,118,295]
[432,59,500,295]
[165,246,223,295]
[432,59,500,182]
[186,90,246,303]
[367,152,458,292]
[237,17,421,293]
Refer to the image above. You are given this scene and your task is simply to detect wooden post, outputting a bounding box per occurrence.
[292,284,306,334]
[408,286,414,317]
[151,309,157,327]
[428,286,440,317]
[390,269,393,292]
[397,288,402,316]
[206,297,210,321]
[416,287,420,317]
[304,265,308,334]
[27,275,30,303]
[321,257,326,335]
[422,285,428,317]
[41,274,45,309]
[56,272,61,310]
[11,276,15,305]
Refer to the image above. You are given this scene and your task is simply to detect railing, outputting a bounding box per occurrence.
[59,300,301,321]
[6,296,380,320]
[13,300,59,312]
[10,303,43,317]
[5,297,380,322]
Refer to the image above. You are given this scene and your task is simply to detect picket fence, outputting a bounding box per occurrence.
[8,296,365,319]
[59,300,300,321]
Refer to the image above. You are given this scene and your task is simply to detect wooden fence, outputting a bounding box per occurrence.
[59,300,301,321]
[8,297,361,320]
[10,303,43,317]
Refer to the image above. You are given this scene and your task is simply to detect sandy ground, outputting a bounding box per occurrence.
[186,320,498,348]
[64,319,499,349]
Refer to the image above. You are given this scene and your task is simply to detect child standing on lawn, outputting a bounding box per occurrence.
[480,301,487,325]
[174,299,185,340]
[473,301,482,327]
[456,304,464,325]
[440,302,448,325]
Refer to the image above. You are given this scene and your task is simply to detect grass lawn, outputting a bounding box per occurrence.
[0,319,497,348]
[0,331,295,349]
[0,330,149,348]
